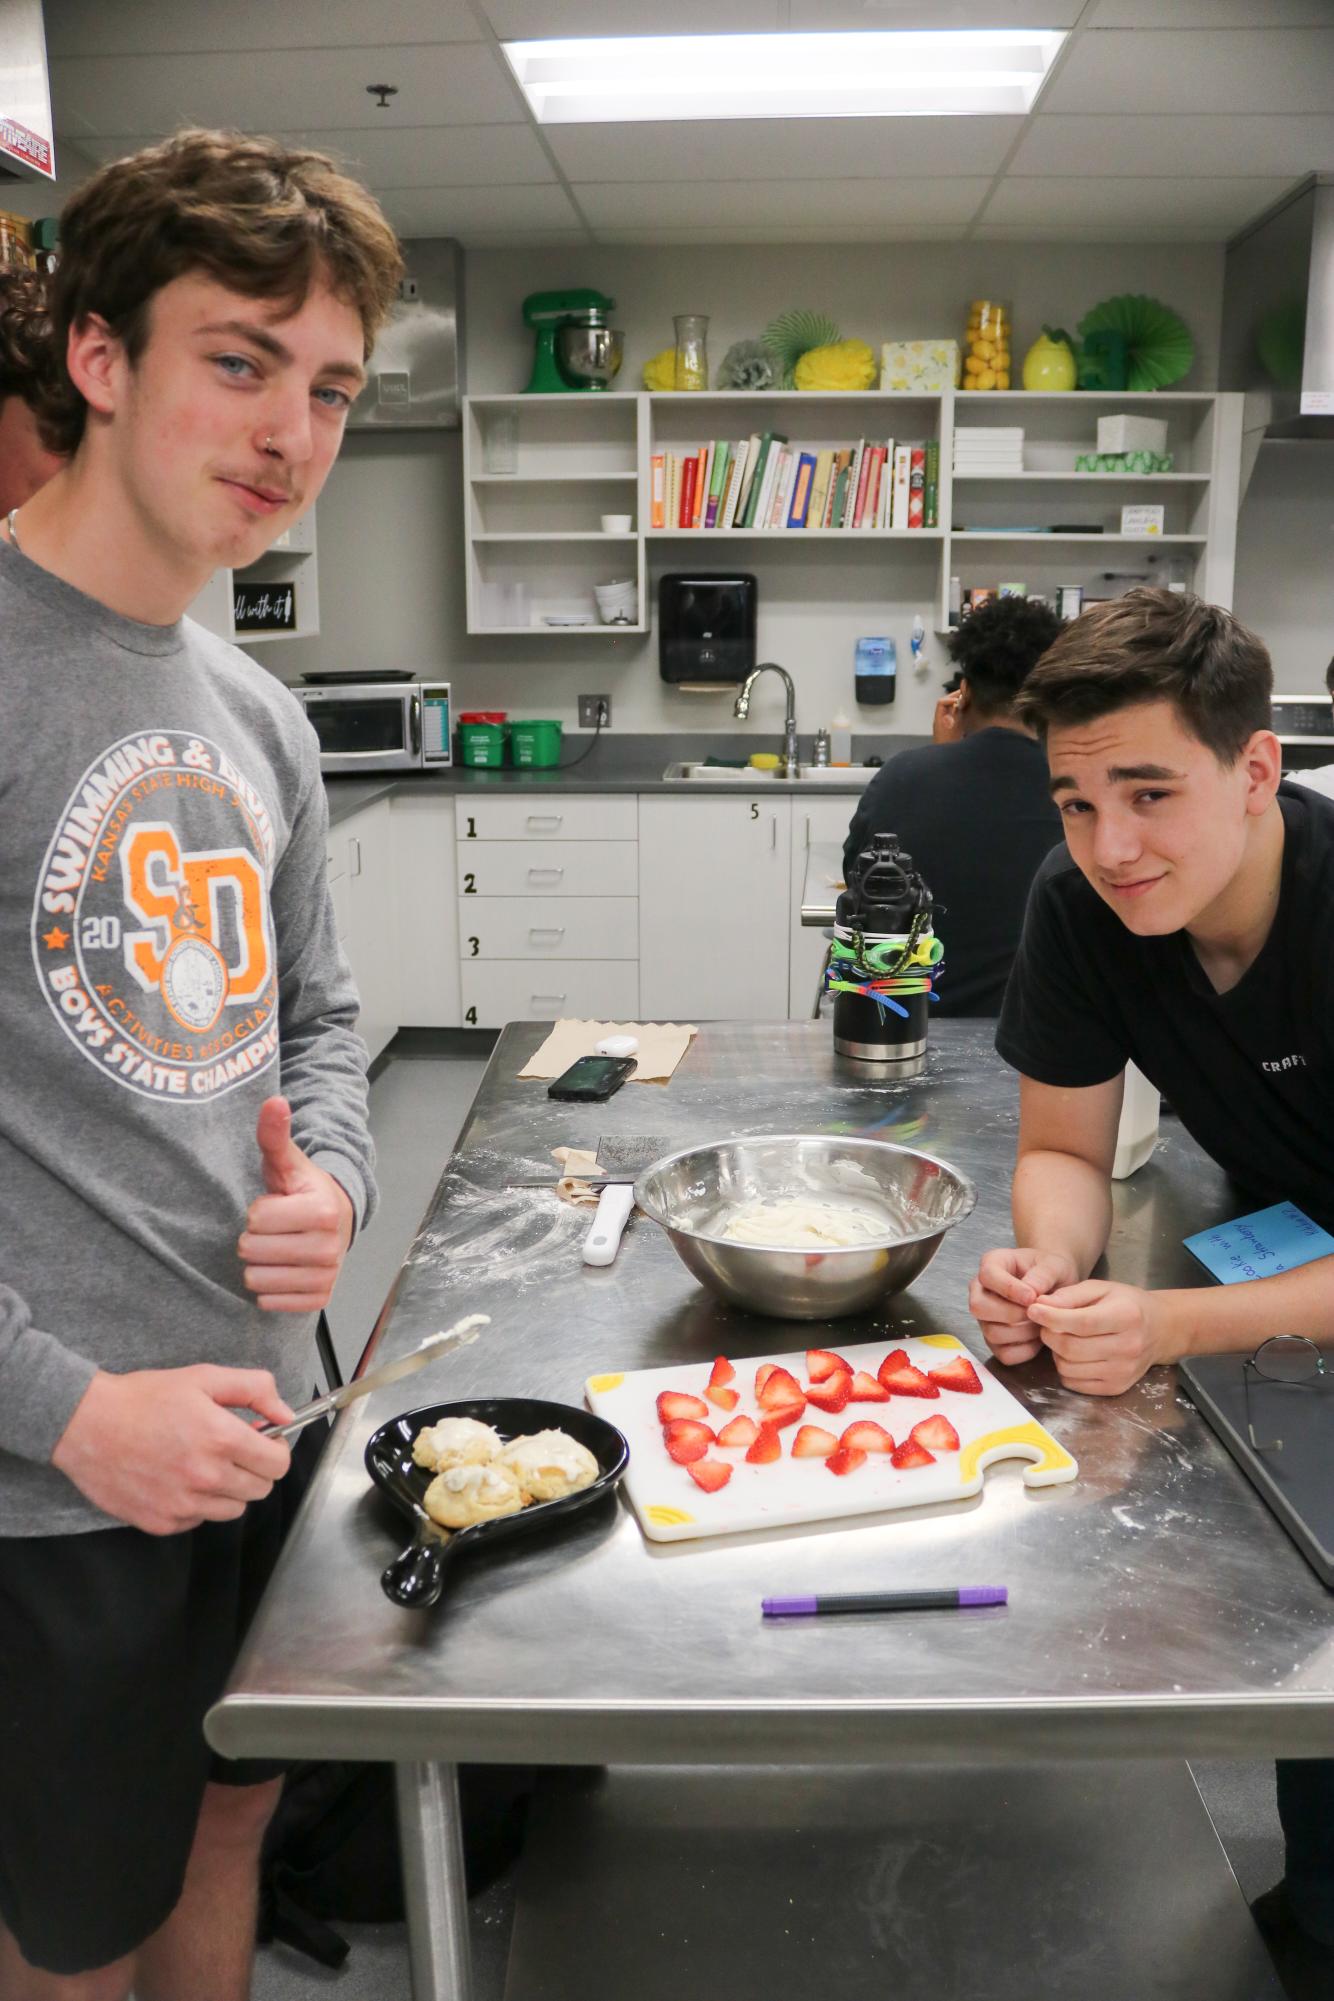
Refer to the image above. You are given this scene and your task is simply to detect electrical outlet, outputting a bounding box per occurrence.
[579,694,611,728]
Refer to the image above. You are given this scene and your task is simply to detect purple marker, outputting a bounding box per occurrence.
[761,1587,1007,1618]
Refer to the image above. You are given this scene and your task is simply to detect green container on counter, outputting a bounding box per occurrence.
[459,722,507,767]
[510,719,562,768]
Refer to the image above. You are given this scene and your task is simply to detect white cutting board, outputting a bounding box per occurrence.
[586,1335,1076,1544]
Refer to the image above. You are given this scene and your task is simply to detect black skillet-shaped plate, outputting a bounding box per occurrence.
[365,1397,630,1609]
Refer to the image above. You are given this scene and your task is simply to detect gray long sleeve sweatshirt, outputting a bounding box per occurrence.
[0,539,377,1534]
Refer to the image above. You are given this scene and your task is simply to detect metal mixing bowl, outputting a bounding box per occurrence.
[556,322,625,388]
[634,1134,976,1321]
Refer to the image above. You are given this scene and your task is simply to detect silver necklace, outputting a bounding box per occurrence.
[4,508,19,552]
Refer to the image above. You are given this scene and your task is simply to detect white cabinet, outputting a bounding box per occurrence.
[789,796,858,1020]
[638,796,791,1021]
[189,506,320,644]
[460,961,639,1028]
[331,799,397,1064]
[458,841,638,900]
[391,794,460,1028]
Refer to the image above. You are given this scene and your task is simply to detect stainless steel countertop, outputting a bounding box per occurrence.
[209,1022,1334,1767]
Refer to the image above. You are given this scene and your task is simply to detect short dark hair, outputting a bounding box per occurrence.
[1014,589,1273,765]
[1324,654,1334,699]
[946,595,1063,716]
[47,128,404,454]
[0,267,63,448]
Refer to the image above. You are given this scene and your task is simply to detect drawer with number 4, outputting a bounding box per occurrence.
[455,797,636,844]
[459,960,639,1029]
[457,841,637,899]
[460,898,638,962]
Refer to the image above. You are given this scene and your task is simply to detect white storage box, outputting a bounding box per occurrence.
[1097,414,1168,455]
[880,339,960,392]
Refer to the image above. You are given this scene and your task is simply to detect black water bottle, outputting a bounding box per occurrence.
[833,831,933,1074]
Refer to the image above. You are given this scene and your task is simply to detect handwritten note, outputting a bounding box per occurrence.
[1184,1202,1334,1284]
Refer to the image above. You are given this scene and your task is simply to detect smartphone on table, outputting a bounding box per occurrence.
[547,1055,636,1102]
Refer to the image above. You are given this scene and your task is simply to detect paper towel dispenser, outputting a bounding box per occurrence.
[658,573,757,687]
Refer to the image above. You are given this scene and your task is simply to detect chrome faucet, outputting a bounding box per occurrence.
[733,662,799,777]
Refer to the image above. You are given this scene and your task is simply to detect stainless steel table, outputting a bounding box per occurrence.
[209,1023,1333,1998]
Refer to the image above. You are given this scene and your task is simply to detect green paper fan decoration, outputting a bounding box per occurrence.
[762,309,842,390]
[1077,294,1194,392]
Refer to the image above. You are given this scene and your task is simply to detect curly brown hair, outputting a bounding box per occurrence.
[0,267,64,449]
[47,128,404,454]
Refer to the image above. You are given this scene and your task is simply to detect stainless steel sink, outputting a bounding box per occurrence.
[661,762,873,786]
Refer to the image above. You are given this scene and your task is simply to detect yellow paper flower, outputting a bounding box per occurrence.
[642,346,677,391]
[794,338,877,391]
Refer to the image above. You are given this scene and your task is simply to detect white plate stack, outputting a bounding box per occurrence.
[594,577,638,625]
[954,427,1025,476]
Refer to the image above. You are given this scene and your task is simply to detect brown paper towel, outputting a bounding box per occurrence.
[518,1020,697,1085]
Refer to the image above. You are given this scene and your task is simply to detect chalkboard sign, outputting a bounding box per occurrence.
[234,581,297,634]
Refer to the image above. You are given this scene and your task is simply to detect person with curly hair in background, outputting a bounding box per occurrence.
[843,595,1066,1015]
[0,266,64,513]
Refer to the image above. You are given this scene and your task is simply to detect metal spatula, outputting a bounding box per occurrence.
[260,1313,489,1440]
[581,1137,668,1268]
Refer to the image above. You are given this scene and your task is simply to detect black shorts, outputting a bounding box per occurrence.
[0,1422,325,1977]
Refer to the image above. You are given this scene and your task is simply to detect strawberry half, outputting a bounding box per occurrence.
[754,1362,778,1398]
[745,1424,782,1465]
[826,1445,867,1476]
[657,1390,709,1423]
[840,1419,894,1454]
[909,1415,960,1453]
[877,1350,939,1399]
[687,1457,732,1493]
[705,1384,740,1412]
[806,1371,853,1414]
[805,1347,852,1383]
[928,1356,983,1396]
[662,1418,715,1464]
[757,1365,803,1409]
[791,1424,839,1459]
[763,1398,807,1430]
[890,1437,936,1470]
[717,1413,759,1449]
[707,1355,736,1388]
[848,1370,890,1403]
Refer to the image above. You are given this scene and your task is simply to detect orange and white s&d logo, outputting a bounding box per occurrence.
[121,824,271,1032]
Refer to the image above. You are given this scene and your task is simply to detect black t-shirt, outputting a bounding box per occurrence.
[844,729,1064,1017]
[997,783,1334,1230]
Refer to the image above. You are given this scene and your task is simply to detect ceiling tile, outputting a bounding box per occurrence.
[982,175,1296,233]
[290,125,555,189]
[547,114,1017,183]
[42,0,481,56]
[1041,29,1334,116]
[1088,0,1332,24]
[576,177,991,229]
[479,0,781,31]
[594,223,965,244]
[49,44,522,140]
[377,184,583,237]
[1012,112,1334,180]
[971,223,1229,242]
[457,229,594,248]
[787,2,1081,22]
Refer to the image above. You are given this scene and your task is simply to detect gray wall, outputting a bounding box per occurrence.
[1232,441,1334,691]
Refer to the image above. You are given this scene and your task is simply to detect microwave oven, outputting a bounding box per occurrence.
[296,677,452,773]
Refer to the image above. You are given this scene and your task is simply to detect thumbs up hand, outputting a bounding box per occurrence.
[238,1096,355,1312]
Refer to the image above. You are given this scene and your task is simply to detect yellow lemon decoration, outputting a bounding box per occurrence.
[642,346,677,391]
[645,1505,696,1528]
[1022,329,1078,392]
[794,338,877,392]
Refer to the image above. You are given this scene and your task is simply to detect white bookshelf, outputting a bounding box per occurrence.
[189,506,319,645]
[459,389,1245,640]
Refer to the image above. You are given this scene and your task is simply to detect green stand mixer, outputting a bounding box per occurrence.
[522,288,624,393]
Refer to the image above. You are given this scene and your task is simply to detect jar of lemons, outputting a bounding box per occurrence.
[962,299,1011,391]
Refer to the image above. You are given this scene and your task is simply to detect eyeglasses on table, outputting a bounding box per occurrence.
[1242,1334,1332,1453]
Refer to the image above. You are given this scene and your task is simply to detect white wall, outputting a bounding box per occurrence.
[1232,441,1334,692]
[260,235,1236,738]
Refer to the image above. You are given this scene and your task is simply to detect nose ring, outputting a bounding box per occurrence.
[264,434,275,451]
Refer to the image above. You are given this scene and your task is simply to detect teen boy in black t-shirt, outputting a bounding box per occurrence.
[969,589,1333,1996]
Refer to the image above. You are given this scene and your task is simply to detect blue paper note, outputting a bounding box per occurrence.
[1183,1202,1334,1284]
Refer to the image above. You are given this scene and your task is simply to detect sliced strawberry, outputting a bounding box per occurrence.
[910,1415,960,1453]
[687,1457,732,1493]
[848,1370,891,1403]
[657,1390,709,1423]
[791,1423,839,1459]
[840,1419,894,1454]
[826,1445,867,1476]
[890,1437,936,1470]
[745,1424,782,1465]
[754,1362,778,1397]
[763,1398,807,1430]
[806,1371,853,1414]
[757,1365,803,1409]
[662,1418,715,1464]
[877,1349,939,1399]
[928,1356,983,1396]
[805,1347,852,1384]
[717,1413,759,1449]
[705,1384,740,1412]
[707,1355,736,1388]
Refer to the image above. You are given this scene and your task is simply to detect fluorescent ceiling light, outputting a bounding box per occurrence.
[502,30,1067,124]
